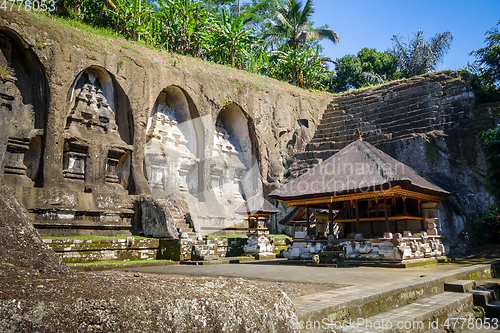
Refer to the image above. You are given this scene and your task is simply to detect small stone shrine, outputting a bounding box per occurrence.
[236,195,279,259]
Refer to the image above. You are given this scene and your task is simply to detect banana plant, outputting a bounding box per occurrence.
[270,45,330,89]
[207,8,258,68]
[155,0,213,56]
[106,0,154,40]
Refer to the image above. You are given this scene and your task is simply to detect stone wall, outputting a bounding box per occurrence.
[44,236,161,263]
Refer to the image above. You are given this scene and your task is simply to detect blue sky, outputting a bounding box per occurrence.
[311,0,500,71]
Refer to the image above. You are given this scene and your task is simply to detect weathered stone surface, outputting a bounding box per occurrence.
[44,237,162,263]
[0,272,298,333]
[0,176,72,277]
[0,173,298,332]
[140,196,179,239]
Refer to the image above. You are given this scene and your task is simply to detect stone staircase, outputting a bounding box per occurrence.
[289,73,474,178]
[160,199,221,262]
[295,264,499,333]
[191,242,219,262]
[161,199,197,237]
[470,278,500,319]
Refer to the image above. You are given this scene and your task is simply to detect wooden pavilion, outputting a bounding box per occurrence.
[270,139,450,240]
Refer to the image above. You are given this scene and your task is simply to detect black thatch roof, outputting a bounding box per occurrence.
[235,195,279,215]
[270,140,450,201]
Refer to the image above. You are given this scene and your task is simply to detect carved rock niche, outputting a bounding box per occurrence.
[64,67,132,193]
[145,86,202,198]
[0,29,47,189]
[214,103,260,202]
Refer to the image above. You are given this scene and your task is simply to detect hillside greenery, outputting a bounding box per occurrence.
[50,0,469,93]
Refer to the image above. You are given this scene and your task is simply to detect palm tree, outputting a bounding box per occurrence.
[265,0,340,50]
[390,30,453,78]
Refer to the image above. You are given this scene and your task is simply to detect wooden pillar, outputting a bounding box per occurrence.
[384,198,390,232]
[349,200,353,219]
[418,199,424,231]
[328,202,334,236]
[355,199,360,234]
[403,197,408,231]
[306,205,310,237]
[376,199,381,235]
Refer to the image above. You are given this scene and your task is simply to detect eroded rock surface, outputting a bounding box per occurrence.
[0,175,298,332]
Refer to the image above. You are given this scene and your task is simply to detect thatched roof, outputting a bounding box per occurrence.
[270,140,449,201]
[235,195,279,215]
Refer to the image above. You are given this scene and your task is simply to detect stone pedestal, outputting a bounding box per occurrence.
[243,230,275,259]
[422,202,441,236]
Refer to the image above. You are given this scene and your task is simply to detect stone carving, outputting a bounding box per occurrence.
[210,122,247,200]
[66,82,118,134]
[345,233,445,261]
[0,33,46,188]
[243,233,274,255]
[64,70,132,191]
[62,143,86,181]
[281,241,323,259]
[145,102,199,197]
[281,229,324,259]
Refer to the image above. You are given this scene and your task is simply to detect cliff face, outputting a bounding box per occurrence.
[0,10,328,235]
[0,10,497,251]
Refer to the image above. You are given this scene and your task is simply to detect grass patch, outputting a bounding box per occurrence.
[70,259,172,266]
[48,15,120,40]
[223,255,254,259]
[207,234,248,238]
[120,44,139,53]
[42,235,151,240]
[0,65,11,81]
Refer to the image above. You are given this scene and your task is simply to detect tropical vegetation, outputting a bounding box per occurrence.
[389,30,453,78]
[329,48,399,92]
[51,0,465,93]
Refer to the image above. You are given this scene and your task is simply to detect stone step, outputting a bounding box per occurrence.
[175,221,189,227]
[177,226,193,233]
[340,292,473,333]
[469,289,500,318]
[294,264,492,329]
[444,280,477,293]
[180,232,201,241]
[294,149,339,161]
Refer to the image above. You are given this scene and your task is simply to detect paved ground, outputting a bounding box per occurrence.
[124,261,468,289]
[125,262,500,332]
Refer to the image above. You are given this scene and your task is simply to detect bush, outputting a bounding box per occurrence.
[474,204,500,245]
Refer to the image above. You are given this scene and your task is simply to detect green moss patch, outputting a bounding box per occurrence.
[70,259,172,266]
[42,235,151,240]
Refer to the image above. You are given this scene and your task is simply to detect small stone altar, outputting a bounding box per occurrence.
[236,195,279,260]
[281,230,323,259]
